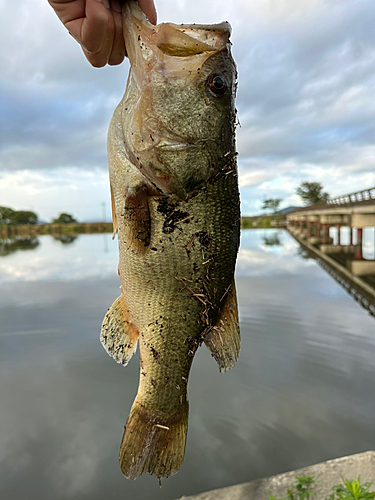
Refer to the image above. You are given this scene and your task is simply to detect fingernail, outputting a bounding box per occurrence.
[97,0,110,9]
[111,0,122,13]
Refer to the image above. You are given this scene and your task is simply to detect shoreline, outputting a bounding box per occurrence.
[0,222,114,239]
[0,220,287,239]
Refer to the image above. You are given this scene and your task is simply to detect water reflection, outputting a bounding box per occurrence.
[288,225,375,317]
[0,237,39,256]
[0,233,117,284]
[1,230,375,500]
[262,232,282,247]
[296,246,312,260]
[52,235,78,245]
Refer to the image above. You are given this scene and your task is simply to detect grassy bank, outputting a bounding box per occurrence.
[1,216,286,239]
[0,222,113,239]
[241,216,286,229]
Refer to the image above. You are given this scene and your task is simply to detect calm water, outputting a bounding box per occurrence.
[0,229,374,499]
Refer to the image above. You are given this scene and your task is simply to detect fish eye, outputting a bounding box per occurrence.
[207,74,228,96]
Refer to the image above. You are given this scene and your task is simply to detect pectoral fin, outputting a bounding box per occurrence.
[124,184,151,255]
[100,295,139,366]
[204,280,240,373]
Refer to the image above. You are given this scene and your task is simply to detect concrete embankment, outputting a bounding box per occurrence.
[0,223,113,239]
[177,451,375,500]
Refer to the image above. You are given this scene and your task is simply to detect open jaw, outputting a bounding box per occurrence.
[122,1,232,86]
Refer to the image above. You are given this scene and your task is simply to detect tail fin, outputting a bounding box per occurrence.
[119,399,189,479]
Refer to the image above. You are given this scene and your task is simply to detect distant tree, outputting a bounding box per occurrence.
[262,198,282,213]
[11,210,38,225]
[52,213,78,224]
[0,206,38,225]
[296,182,329,205]
[0,206,16,225]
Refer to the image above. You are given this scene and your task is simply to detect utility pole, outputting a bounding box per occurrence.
[102,202,106,222]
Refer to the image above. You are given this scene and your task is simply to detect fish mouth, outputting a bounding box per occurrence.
[122,1,231,86]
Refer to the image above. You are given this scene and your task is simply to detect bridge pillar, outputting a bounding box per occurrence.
[321,223,329,244]
[336,224,341,245]
[355,228,363,260]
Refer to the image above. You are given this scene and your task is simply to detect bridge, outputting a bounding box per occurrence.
[286,186,375,256]
[286,186,375,311]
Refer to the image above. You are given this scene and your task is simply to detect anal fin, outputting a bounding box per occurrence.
[100,295,139,366]
[204,279,240,373]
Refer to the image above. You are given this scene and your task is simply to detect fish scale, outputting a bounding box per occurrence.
[118,172,239,415]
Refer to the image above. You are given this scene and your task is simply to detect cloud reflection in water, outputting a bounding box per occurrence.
[0,229,374,500]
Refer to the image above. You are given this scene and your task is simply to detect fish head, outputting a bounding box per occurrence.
[121,1,237,199]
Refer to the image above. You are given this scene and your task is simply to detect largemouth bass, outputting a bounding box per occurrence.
[100,0,240,480]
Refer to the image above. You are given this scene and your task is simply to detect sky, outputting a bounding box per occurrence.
[1,0,375,221]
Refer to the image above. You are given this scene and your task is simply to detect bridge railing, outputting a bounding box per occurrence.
[326,187,375,205]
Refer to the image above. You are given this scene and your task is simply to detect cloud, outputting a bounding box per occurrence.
[0,168,111,221]
[1,0,375,218]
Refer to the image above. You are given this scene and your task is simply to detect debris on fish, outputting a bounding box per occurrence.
[100,0,240,480]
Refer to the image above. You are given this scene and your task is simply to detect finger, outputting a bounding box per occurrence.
[82,5,116,67]
[48,0,86,25]
[65,0,110,54]
[108,1,126,65]
[137,0,157,25]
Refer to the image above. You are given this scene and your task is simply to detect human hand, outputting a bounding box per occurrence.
[48,0,157,67]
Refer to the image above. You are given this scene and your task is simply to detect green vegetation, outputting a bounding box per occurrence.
[0,207,79,226]
[270,475,316,500]
[52,213,78,224]
[0,206,38,225]
[296,182,329,205]
[262,198,283,213]
[326,477,375,499]
[242,217,272,228]
[269,475,375,500]
[0,237,39,257]
[241,216,286,229]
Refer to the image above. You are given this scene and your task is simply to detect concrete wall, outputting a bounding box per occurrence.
[177,452,375,500]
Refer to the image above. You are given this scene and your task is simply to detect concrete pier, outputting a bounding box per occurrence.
[177,451,375,500]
